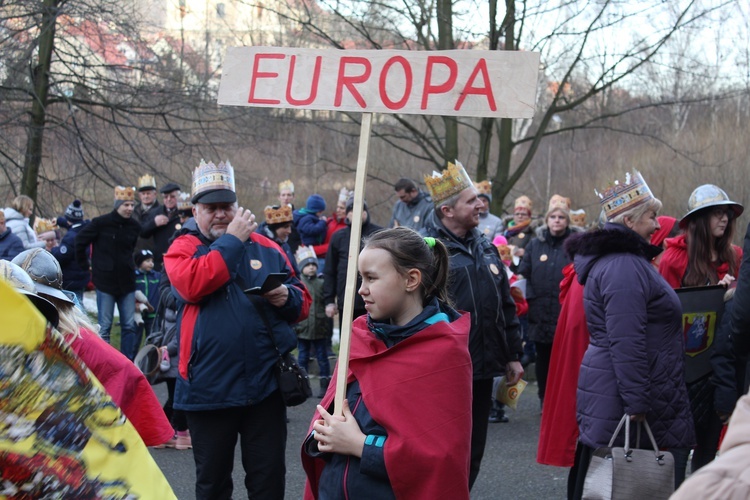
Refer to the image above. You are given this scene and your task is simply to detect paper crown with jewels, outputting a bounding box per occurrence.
[475,180,492,196]
[514,195,533,214]
[191,160,235,203]
[279,179,294,193]
[33,218,57,234]
[176,192,193,212]
[264,204,293,225]
[295,246,318,269]
[137,174,156,191]
[424,160,474,206]
[596,170,655,220]
[114,186,136,201]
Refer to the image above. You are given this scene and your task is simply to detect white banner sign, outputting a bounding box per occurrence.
[218,47,540,118]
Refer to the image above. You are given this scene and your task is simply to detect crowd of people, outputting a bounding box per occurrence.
[3,158,750,499]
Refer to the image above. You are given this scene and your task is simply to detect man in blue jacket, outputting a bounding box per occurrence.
[51,200,90,303]
[164,160,311,499]
[0,209,24,260]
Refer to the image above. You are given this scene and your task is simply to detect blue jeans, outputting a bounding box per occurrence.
[96,290,136,359]
[298,339,330,378]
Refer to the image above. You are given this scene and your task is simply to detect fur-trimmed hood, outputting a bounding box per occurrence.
[565,223,662,284]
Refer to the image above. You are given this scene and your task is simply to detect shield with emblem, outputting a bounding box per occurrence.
[675,285,725,383]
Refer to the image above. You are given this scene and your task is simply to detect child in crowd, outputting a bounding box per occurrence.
[294,246,331,398]
[134,249,160,356]
[302,227,473,499]
[488,235,529,423]
[294,194,328,247]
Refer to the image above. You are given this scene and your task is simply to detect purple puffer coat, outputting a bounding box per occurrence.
[567,223,695,449]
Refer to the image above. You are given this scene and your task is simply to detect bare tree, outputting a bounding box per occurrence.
[245,0,744,211]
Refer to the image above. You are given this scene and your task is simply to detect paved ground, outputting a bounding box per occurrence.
[149,373,569,499]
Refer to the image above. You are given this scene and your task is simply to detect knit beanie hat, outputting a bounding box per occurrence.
[306,194,326,213]
[134,249,154,267]
[65,200,84,222]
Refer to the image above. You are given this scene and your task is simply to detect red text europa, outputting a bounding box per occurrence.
[247,53,497,111]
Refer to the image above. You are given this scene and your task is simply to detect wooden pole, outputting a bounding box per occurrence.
[333,112,372,416]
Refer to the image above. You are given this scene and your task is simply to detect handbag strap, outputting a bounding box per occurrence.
[234,274,285,361]
[247,294,284,360]
[610,414,668,464]
[608,414,630,448]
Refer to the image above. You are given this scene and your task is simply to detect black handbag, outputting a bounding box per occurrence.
[276,351,313,406]
[248,295,312,407]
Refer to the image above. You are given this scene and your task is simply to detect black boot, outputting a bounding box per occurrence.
[317,377,330,398]
[488,400,509,423]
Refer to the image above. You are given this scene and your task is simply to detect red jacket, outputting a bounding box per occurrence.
[659,233,743,288]
[67,328,173,446]
[312,215,347,258]
[536,264,589,467]
[302,313,473,500]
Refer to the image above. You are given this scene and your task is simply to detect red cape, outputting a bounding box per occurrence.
[302,313,473,500]
[68,328,174,446]
[659,234,743,288]
[536,263,589,467]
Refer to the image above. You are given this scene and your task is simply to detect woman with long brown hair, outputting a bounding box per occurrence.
[659,184,744,479]
[660,185,743,289]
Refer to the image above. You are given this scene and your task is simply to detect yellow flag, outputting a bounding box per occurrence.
[0,280,176,498]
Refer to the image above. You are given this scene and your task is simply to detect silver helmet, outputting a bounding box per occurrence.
[0,259,59,327]
[12,248,74,305]
[679,184,744,229]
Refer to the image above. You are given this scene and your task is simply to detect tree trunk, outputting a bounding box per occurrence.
[491,0,516,213]
[477,0,499,182]
[437,0,457,164]
[21,0,59,204]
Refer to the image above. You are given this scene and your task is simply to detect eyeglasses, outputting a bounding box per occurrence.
[710,207,733,219]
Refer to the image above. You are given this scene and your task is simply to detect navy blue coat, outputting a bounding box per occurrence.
[568,224,695,449]
[0,228,25,260]
[51,221,90,292]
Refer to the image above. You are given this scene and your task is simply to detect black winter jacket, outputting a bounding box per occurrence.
[731,222,750,360]
[516,225,581,343]
[74,210,140,296]
[139,206,182,271]
[323,215,382,316]
[422,214,522,379]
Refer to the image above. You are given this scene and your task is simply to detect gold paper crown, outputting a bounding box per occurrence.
[177,192,193,211]
[192,159,235,201]
[34,217,57,234]
[114,186,136,201]
[570,209,587,227]
[279,179,295,193]
[475,180,492,196]
[548,194,571,212]
[424,160,474,206]
[137,174,156,190]
[295,245,317,266]
[514,195,533,213]
[596,170,654,220]
[264,204,293,225]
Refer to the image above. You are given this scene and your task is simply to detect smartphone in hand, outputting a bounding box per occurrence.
[244,273,287,295]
